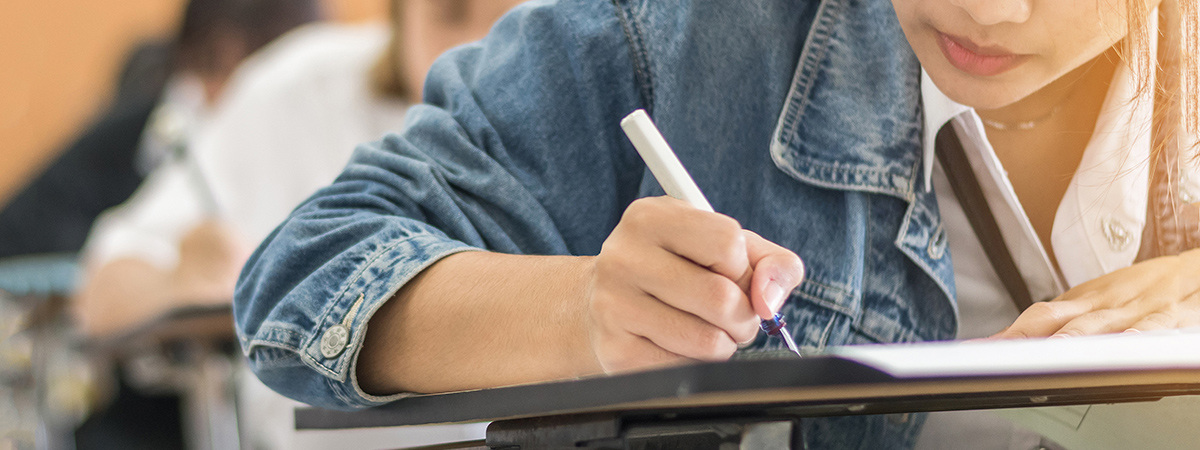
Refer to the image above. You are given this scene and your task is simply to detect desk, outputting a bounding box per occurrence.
[88,303,240,450]
[295,332,1200,449]
[0,254,80,449]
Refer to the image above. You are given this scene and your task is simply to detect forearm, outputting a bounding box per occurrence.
[357,251,602,395]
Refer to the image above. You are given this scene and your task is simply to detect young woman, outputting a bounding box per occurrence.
[233,0,1199,448]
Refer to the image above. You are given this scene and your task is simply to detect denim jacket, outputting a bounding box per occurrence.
[235,0,958,448]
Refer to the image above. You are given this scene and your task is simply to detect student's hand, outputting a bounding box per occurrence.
[171,220,249,303]
[992,249,1200,339]
[585,196,805,373]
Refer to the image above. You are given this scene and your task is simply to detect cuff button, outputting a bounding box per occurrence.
[320,325,350,359]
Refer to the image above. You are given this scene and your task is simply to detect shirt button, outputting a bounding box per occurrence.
[320,325,350,359]
[927,224,947,260]
[1180,169,1196,204]
[1101,218,1133,252]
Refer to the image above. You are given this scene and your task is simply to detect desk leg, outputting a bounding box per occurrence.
[180,342,240,450]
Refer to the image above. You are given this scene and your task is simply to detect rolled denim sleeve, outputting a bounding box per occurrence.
[233,0,646,409]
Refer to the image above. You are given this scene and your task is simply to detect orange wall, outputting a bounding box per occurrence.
[0,0,386,206]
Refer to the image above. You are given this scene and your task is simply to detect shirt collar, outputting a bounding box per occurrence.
[920,70,971,193]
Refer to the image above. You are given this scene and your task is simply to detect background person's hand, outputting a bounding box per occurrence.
[992,249,1200,339]
[585,196,805,373]
[172,220,249,303]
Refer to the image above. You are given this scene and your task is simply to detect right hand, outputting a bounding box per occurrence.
[585,196,806,373]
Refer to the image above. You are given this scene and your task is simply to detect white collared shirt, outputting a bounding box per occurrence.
[920,57,1164,339]
[914,35,1200,450]
[83,23,408,269]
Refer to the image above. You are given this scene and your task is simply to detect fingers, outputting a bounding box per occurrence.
[1125,311,1179,333]
[590,196,806,373]
[621,292,740,361]
[621,246,760,344]
[618,197,751,281]
[995,253,1200,339]
[1127,290,1200,332]
[590,283,738,369]
[594,335,690,374]
[744,231,805,319]
[1051,305,1146,337]
[600,243,758,345]
[991,297,1095,339]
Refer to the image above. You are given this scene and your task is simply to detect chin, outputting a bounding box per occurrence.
[917,52,1043,110]
[928,73,1031,109]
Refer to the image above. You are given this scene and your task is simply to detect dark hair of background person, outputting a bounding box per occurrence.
[0,0,321,262]
[175,0,323,76]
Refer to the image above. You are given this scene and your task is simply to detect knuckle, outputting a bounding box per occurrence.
[622,199,656,228]
[1004,329,1030,339]
[1086,308,1125,323]
[716,214,743,234]
[693,327,735,360]
[705,277,743,314]
[713,228,747,264]
[730,320,760,344]
[1142,312,1175,328]
[1025,302,1065,321]
[1056,328,1085,338]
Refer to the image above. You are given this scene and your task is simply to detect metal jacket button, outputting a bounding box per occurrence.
[320,325,350,359]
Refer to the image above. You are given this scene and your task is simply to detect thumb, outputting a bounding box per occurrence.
[743,231,805,319]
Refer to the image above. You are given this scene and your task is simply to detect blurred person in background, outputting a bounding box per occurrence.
[0,0,320,272]
[75,1,526,448]
[33,1,323,449]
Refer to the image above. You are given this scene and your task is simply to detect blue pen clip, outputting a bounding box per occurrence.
[760,314,801,357]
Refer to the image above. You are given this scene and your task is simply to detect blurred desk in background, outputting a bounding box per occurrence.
[86,303,239,450]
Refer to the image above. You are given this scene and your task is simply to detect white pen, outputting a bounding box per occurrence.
[620,109,801,357]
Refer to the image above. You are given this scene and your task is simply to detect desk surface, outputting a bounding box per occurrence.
[88,303,234,354]
[295,355,1200,430]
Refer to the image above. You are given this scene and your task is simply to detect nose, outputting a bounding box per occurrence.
[948,0,1032,25]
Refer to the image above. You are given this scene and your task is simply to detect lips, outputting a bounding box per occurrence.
[936,32,1027,77]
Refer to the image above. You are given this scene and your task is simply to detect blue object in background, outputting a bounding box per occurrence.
[0,254,80,298]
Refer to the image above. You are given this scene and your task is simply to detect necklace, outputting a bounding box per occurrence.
[979,103,1065,131]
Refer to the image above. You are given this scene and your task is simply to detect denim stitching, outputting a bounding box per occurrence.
[302,233,410,356]
[610,0,654,115]
[816,313,837,351]
[773,0,841,149]
[775,155,915,199]
[316,241,481,381]
[301,232,443,378]
[891,193,956,334]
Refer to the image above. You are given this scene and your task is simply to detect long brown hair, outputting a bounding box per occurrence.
[1133,0,1200,258]
[369,0,412,100]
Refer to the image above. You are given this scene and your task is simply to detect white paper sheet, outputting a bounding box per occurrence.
[829,328,1200,377]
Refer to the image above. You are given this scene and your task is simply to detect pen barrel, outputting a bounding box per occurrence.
[620,110,715,212]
